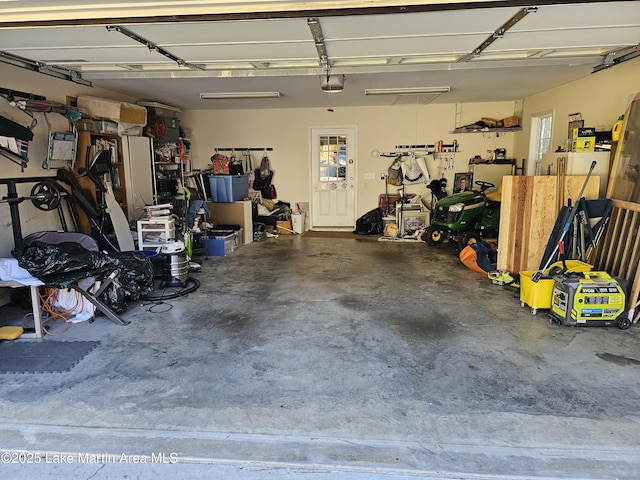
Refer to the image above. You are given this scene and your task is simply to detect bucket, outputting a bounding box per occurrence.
[520,260,592,312]
[291,213,305,234]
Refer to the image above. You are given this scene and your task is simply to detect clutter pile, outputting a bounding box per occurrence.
[253,197,295,236]
[453,116,520,133]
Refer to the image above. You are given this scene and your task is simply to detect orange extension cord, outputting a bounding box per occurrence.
[22,287,95,336]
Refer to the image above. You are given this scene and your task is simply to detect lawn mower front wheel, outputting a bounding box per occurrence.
[459,231,481,251]
[423,226,445,246]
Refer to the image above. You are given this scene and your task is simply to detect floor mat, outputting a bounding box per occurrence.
[0,341,99,374]
[303,231,361,238]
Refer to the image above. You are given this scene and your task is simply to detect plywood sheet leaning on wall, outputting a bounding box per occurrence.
[497,175,599,273]
[597,91,640,324]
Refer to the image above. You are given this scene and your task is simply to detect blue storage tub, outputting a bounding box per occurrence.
[208,174,249,203]
[202,234,235,256]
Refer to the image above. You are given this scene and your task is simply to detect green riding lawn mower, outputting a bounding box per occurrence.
[422,180,501,250]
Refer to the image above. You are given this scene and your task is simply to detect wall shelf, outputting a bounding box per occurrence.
[451,127,522,134]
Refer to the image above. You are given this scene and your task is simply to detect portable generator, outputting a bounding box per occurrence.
[550,272,630,329]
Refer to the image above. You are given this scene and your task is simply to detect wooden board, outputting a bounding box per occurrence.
[105,182,135,251]
[497,175,600,273]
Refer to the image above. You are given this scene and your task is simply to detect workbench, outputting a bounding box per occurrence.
[0,258,44,339]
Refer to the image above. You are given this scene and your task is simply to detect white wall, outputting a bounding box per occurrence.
[514,57,640,171]
[0,62,138,256]
[1,55,638,254]
[183,101,518,219]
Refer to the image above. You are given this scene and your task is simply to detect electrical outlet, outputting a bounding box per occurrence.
[380,173,386,180]
[364,172,375,180]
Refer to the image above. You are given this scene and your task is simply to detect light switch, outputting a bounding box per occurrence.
[364,172,376,180]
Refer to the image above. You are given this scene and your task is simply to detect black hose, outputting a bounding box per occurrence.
[142,277,200,301]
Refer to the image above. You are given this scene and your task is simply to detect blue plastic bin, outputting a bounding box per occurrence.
[203,234,235,256]
[208,174,249,202]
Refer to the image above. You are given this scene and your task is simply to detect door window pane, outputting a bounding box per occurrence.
[319,135,347,181]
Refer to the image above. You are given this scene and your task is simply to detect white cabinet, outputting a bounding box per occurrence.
[471,163,515,191]
[540,151,611,197]
[121,136,154,220]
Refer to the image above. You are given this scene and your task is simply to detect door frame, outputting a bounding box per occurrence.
[308,124,358,230]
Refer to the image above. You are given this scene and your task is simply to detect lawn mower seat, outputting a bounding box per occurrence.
[485,182,502,203]
[21,231,129,326]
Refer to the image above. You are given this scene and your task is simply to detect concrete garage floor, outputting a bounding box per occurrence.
[1,233,640,479]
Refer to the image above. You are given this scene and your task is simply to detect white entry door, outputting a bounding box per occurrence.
[310,126,357,228]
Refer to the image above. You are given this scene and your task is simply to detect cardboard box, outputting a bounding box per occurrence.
[205,200,253,245]
[573,127,596,139]
[572,127,596,152]
[276,219,293,234]
[77,95,147,125]
[501,115,519,128]
[573,138,596,152]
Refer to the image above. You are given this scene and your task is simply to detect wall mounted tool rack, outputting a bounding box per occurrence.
[1,88,80,171]
[188,148,273,199]
[0,87,46,103]
[0,88,44,170]
[395,143,459,154]
[213,147,273,153]
[374,143,459,158]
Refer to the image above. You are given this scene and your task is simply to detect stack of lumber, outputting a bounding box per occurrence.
[497,175,600,273]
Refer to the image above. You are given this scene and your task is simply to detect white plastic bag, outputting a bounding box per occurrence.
[403,153,424,185]
[52,288,96,323]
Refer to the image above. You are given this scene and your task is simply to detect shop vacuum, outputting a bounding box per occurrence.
[549,272,630,329]
[160,240,189,288]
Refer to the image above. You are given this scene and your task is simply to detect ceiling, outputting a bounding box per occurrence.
[1,1,639,111]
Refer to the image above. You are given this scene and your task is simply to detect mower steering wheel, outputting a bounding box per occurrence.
[475,181,495,193]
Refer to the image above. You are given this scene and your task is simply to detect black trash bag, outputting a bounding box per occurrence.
[353,208,384,235]
[14,241,153,313]
[15,241,116,288]
[109,250,155,300]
